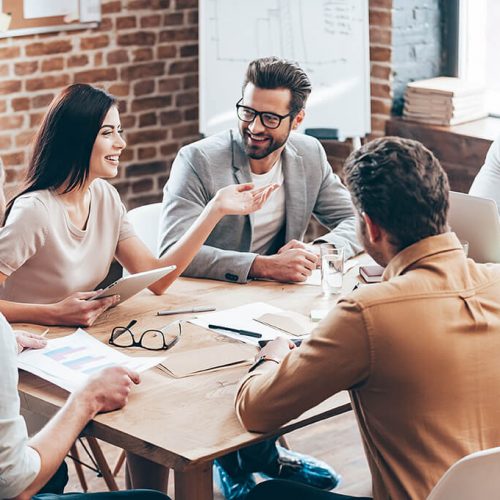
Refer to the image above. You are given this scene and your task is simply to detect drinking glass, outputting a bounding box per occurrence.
[320,244,344,295]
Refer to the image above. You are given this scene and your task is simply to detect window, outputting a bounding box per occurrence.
[458,0,500,116]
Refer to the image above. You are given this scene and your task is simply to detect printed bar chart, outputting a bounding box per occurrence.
[44,346,87,361]
[63,355,107,370]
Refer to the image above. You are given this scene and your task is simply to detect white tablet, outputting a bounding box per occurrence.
[89,265,176,303]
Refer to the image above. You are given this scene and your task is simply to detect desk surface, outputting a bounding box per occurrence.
[18,263,366,495]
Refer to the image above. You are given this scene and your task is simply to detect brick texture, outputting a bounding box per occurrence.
[0,0,397,208]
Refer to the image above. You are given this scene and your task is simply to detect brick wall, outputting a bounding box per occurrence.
[0,0,199,209]
[0,0,394,209]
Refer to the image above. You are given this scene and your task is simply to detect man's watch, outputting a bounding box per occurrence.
[248,354,281,372]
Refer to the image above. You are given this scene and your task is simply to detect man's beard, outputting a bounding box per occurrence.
[240,127,290,160]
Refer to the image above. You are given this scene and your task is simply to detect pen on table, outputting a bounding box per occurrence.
[157,306,216,316]
[208,324,262,339]
[258,339,302,348]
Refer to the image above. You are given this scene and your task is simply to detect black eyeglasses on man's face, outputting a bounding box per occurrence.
[236,98,294,129]
[109,319,182,351]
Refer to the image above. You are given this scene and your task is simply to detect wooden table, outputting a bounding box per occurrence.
[18,264,365,499]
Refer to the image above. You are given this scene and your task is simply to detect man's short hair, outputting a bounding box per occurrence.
[343,136,449,251]
[242,56,312,115]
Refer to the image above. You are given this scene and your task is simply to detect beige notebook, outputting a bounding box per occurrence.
[255,311,314,337]
[158,343,255,378]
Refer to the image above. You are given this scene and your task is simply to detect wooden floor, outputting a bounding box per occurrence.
[64,410,372,499]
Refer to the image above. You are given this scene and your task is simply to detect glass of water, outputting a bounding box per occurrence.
[320,244,344,295]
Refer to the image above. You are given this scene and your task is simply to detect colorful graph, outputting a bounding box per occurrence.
[44,346,87,361]
[63,355,107,370]
[44,345,112,374]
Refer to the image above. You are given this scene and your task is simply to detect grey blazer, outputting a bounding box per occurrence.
[159,129,361,283]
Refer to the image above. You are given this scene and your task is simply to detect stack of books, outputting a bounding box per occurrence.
[403,77,486,126]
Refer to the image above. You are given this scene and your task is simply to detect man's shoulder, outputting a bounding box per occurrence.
[286,131,324,157]
[179,129,234,161]
[350,260,500,309]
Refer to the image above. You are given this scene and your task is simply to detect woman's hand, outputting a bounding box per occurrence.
[14,330,47,353]
[210,183,279,216]
[47,291,120,327]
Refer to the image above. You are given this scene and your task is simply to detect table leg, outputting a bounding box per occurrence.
[175,461,213,500]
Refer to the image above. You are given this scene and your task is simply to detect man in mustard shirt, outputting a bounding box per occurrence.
[237,137,500,499]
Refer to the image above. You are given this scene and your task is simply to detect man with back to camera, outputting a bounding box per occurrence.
[236,137,500,500]
[158,57,359,498]
[159,56,361,285]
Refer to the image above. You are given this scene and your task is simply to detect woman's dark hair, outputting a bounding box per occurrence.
[4,83,116,221]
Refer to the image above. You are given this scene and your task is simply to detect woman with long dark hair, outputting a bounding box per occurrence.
[0,84,275,326]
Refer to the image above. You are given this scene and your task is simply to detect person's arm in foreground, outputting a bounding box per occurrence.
[1,317,140,500]
[15,367,139,500]
[117,183,277,293]
[235,299,370,432]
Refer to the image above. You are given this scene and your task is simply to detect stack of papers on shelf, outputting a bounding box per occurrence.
[18,329,166,392]
[190,302,315,346]
[403,77,486,126]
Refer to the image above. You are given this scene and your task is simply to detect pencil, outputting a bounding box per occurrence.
[40,328,49,338]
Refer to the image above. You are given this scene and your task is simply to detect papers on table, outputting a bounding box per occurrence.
[190,302,314,346]
[18,329,166,392]
[158,342,255,378]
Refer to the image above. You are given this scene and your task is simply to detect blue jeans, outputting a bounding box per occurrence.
[217,439,280,476]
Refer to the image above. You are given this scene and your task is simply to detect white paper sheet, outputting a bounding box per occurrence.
[18,329,165,392]
[190,302,292,346]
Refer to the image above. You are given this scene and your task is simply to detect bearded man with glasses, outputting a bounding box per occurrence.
[159,57,359,499]
[159,56,361,286]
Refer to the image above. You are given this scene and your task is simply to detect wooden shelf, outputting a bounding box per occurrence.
[386,117,500,192]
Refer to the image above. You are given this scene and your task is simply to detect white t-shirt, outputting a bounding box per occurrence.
[0,179,135,304]
[469,136,500,212]
[0,314,41,498]
[250,159,286,255]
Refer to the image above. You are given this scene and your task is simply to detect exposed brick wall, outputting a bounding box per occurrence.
[0,0,394,209]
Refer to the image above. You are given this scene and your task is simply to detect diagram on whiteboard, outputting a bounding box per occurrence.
[200,0,370,138]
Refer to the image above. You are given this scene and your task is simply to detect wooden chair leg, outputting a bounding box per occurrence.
[86,437,119,491]
[278,435,290,450]
[69,443,88,492]
[113,450,127,477]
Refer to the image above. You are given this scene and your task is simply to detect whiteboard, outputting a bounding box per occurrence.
[200,0,371,139]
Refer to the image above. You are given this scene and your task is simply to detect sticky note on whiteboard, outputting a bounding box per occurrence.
[0,12,12,32]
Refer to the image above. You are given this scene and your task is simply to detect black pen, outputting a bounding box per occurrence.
[208,324,262,339]
[258,339,302,348]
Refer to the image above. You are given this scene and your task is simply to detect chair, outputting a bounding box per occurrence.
[427,447,500,499]
[123,203,162,277]
[127,202,162,253]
